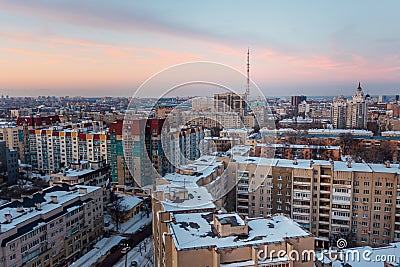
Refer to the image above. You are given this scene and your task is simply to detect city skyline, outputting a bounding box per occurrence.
[1,1,400,97]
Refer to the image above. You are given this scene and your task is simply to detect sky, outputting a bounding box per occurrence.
[1,0,400,97]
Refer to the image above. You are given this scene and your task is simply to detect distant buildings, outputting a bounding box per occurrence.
[291,95,307,114]
[0,184,104,267]
[214,92,248,117]
[331,83,368,129]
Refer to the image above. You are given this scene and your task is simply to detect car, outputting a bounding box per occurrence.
[121,247,130,253]
[130,261,138,267]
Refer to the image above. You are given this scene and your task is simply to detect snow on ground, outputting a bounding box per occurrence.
[71,236,124,267]
[120,211,152,233]
[113,237,154,267]
[105,210,152,234]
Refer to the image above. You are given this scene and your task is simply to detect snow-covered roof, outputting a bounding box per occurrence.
[227,145,252,156]
[308,128,373,136]
[233,155,400,173]
[220,128,253,134]
[257,143,341,150]
[169,213,311,250]
[260,128,374,136]
[0,185,101,235]
[116,193,143,211]
[157,185,215,212]
[381,130,400,136]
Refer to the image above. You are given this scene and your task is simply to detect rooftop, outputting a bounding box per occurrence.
[169,213,311,250]
[232,153,400,173]
[0,184,100,238]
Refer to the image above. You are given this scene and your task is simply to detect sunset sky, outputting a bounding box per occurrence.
[1,0,400,97]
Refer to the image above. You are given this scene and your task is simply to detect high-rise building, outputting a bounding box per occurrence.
[0,141,18,184]
[291,95,307,114]
[346,82,368,129]
[214,93,248,117]
[26,125,108,174]
[0,123,19,152]
[122,118,170,187]
[108,120,131,185]
[331,83,368,129]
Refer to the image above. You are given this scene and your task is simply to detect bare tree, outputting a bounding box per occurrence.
[108,190,128,231]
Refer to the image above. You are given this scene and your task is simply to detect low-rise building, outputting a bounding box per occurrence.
[49,160,109,188]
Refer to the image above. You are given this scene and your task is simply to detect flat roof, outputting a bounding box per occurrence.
[0,185,101,237]
[169,213,311,250]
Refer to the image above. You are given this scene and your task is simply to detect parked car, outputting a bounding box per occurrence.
[121,247,130,253]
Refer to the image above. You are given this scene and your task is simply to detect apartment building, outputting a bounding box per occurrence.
[254,143,341,161]
[220,128,253,144]
[0,141,18,184]
[0,184,104,267]
[168,125,204,169]
[0,123,19,151]
[232,154,400,247]
[152,155,314,267]
[108,120,132,185]
[17,115,61,163]
[26,126,108,174]
[331,83,368,129]
[214,92,248,117]
[50,160,109,188]
[160,212,314,267]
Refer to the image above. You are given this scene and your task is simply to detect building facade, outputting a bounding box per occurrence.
[0,184,104,267]
[26,126,108,174]
[331,83,368,129]
[0,141,18,184]
[232,155,400,248]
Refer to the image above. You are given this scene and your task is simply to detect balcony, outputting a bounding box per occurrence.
[320,190,331,194]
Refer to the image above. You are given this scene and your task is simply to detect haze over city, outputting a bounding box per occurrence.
[1,0,400,97]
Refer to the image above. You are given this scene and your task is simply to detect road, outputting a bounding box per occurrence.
[96,223,152,267]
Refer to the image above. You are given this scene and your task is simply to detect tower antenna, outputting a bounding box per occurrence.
[246,48,250,98]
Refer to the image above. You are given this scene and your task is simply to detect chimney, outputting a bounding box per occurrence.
[50,195,58,203]
[347,161,351,168]
[79,187,87,194]
[293,158,298,165]
[385,161,391,168]
[310,159,314,168]
[4,213,12,223]
[16,206,24,212]
[35,202,42,210]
